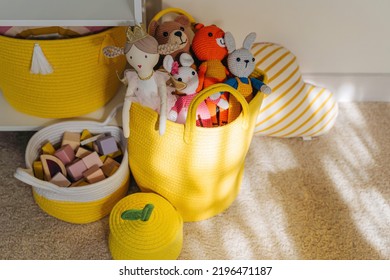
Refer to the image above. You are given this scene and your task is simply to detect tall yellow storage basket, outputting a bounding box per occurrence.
[0,27,127,118]
[128,83,265,222]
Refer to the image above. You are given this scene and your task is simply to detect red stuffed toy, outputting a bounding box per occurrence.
[191,24,229,126]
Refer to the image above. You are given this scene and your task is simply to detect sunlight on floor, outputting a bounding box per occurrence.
[181,102,389,260]
[324,103,390,258]
[239,141,301,259]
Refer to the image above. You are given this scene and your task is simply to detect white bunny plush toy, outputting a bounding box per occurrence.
[224,31,272,123]
[163,53,212,127]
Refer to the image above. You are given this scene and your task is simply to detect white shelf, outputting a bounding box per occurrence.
[0,86,125,131]
[0,0,143,26]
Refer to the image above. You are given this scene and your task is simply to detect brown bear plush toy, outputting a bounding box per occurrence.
[148,15,194,62]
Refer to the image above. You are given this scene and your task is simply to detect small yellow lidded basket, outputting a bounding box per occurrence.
[109,192,183,260]
[14,106,130,224]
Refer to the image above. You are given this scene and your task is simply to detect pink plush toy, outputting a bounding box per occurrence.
[163,53,212,127]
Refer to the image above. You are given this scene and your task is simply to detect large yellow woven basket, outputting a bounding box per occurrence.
[128,83,264,222]
[14,107,130,224]
[0,27,127,118]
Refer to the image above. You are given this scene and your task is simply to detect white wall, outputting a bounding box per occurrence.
[162,0,390,101]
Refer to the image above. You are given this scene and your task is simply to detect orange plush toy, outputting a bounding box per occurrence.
[191,24,229,126]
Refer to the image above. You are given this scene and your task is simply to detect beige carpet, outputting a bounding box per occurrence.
[1,102,389,260]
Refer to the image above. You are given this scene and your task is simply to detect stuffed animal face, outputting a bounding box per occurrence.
[225,32,257,78]
[227,48,256,78]
[125,44,160,77]
[163,53,199,95]
[173,66,198,95]
[191,24,227,61]
[149,15,193,59]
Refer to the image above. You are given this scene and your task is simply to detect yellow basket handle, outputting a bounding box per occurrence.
[184,84,250,144]
[148,7,196,34]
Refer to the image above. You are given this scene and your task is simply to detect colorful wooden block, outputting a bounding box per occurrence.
[101,157,120,177]
[83,165,106,184]
[49,172,71,187]
[80,133,105,146]
[66,159,88,182]
[99,155,108,163]
[92,142,99,153]
[106,148,122,159]
[95,135,119,155]
[75,147,92,158]
[40,154,67,181]
[33,161,44,180]
[62,131,80,151]
[54,144,75,165]
[70,179,89,187]
[41,141,56,155]
[80,129,94,149]
[81,151,103,169]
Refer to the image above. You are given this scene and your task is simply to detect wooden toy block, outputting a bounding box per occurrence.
[75,147,92,158]
[66,159,88,182]
[101,157,120,177]
[81,151,103,169]
[41,141,56,155]
[54,144,75,165]
[93,141,99,153]
[95,135,119,155]
[70,179,89,187]
[40,154,67,181]
[62,131,80,151]
[49,172,71,187]
[83,165,106,184]
[99,155,108,163]
[80,129,94,149]
[33,161,44,180]
[106,148,122,159]
[80,133,105,146]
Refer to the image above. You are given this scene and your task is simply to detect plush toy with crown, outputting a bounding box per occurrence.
[103,25,176,137]
[163,53,212,127]
[224,31,271,123]
[191,24,230,126]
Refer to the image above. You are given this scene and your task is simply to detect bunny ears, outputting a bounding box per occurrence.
[225,32,257,54]
[163,53,195,92]
[163,53,194,74]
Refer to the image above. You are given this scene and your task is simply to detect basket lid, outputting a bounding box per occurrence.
[109,192,183,260]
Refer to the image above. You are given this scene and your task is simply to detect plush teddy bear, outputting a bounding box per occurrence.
[148,14,194,63]
[163,53,212,127]
[191,24,230,126]
[224,31,271,123]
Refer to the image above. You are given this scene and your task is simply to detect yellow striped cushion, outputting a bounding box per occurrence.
[252,43,338,138]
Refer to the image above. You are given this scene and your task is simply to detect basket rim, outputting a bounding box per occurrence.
[0,26,124,44]
[19,120,128,197]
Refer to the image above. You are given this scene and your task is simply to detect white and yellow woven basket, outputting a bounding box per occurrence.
[14,106,130,224]
[0,26,127,118]
[109,192,183,260]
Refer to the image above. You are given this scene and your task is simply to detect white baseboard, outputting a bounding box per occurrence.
[302,73,390,102]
